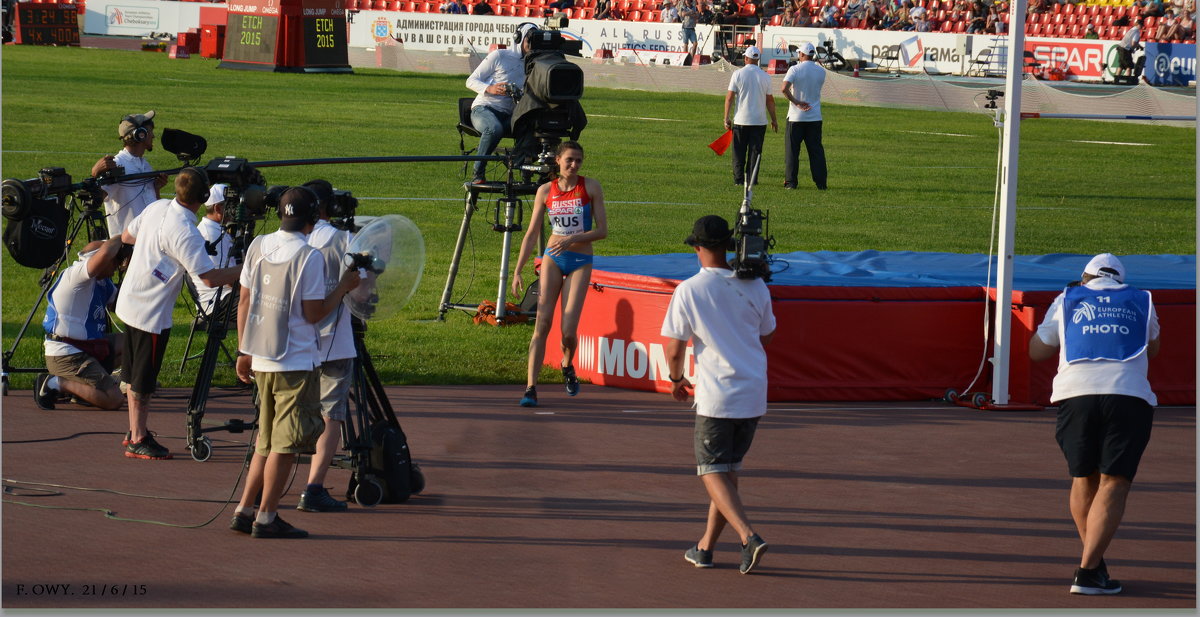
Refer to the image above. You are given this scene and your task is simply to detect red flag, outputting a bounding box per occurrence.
[708,129,733,156]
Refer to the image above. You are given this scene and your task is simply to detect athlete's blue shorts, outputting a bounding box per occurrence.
[544,250,593,276]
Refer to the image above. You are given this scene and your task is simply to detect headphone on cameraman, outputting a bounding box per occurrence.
[122,115,150,143]
[513,22,538,47]
[181,167,211,205]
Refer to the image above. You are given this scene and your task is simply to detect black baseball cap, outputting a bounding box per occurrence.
[684,215,733,248]
[278,187,318,232]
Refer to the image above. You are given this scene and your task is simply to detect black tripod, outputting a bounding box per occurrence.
[1,194,108,395]
[333,316,425,506]
[183,220,258,462]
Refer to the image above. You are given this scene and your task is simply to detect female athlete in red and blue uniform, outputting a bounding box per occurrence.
[511,141,608,407]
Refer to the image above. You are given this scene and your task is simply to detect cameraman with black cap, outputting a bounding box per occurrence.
[90,110,169,238]
[464,22,537,184]
[661,215,776,575]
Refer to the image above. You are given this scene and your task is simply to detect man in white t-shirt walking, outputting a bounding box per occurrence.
[781,42,828,190]
[661,215,776,575]
[90,110,169,238]
[1029,253,1161,595]
[228,187,360,539]
[115,167,242,460]
[724,46,778,187]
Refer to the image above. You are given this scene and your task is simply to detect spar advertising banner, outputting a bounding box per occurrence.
[1143,42,1196,86]
[350,12,716,64]
[758,26,1131,80]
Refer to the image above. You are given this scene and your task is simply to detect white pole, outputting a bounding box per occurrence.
[990,0,1028,406]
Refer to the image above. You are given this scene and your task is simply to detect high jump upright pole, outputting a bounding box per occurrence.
[990,0,1028,406]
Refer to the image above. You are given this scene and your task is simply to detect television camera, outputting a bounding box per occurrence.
[731,156,774,281]
[510,15,587,180]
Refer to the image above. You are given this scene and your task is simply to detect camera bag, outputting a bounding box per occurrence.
[3,198,68,269]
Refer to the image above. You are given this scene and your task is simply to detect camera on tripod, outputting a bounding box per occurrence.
[510,15,587,180]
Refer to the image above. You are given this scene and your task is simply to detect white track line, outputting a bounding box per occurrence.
[589,113,684,122]
[1069,140,1154,146]
[899,130,976,137]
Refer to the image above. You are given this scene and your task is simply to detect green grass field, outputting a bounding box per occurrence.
[1,44,1194,390]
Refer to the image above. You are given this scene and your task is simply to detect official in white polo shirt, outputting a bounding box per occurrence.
[724,45,778,186]
[115,167,242,460]
[1030,253,1161,596]
[781,42,828,191]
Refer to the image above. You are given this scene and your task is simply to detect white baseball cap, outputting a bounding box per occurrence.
[1083,253,1126,283]
[799,41,816,56]
[744,45,761,58]
[205,183,228,206]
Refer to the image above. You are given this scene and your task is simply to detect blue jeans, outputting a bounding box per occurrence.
[470,105,511,178]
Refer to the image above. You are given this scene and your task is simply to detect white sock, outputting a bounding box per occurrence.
[46,376,61,391]
[235,506,254,517]
[255,511,277,525]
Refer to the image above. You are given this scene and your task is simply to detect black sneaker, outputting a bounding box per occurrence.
[739,533,768,574]
[562,365,580,397]
[125,434,172,460]
[684,545,714,568]
[519,386,538,407]
[251,515,308,539]
[1071,566,1122,595]
[229,513,254,534]
[297,486,348,512]
[33,373,58,410]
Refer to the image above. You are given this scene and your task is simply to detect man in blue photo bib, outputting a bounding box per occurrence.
[1029,253,1161,597]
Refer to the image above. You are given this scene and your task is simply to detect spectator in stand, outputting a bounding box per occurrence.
[966,0,988,33]
[863,0,883,27]
[779,5,801,23]
[594,0,613,18]
[548,0,575,12]
[845,0,866,20]
[1178,11,1195,39]
[952,0,970,9]
[910,3,931,30]
[661,0,681,21]
[1156,10,1181,39]
[794,0,814,24]
[473,0,494,13]
[1028,0,1047,14]
[1083,22,1099,38]
[986,3,1005,32]
[698,0,716,22]
[888,0,913,29]
[680,0,701,57]
[719,0,738,23]
[1140,0,1165,17]
[760,0,780,18]
[818,0,840,26]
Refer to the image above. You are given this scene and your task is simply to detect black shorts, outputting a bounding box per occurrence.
[123,326,171,396]
[694,415,760,475]
[1055,394,1154,481]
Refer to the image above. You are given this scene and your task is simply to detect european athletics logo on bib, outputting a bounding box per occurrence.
[1062,285,1151,364]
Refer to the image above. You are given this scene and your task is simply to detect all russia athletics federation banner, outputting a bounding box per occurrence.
[349,12,716,64]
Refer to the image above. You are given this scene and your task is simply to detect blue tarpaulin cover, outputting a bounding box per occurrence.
[592,251,1196,290]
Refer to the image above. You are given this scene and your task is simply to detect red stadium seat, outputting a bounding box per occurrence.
[1114,5,1127,19]
[1051,12,1062,24]
[1086,4,1099,17]
[940,19,953,31]
[629,9,641,19]
[646,8,660,19]
[954,19,966,32]
[1101,5,1112,17]
[1053,22,1067,36]
[579,7,592,17]
[386,1,401,10]
[1067,23,1079,37]
[1144,15,1157,29]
